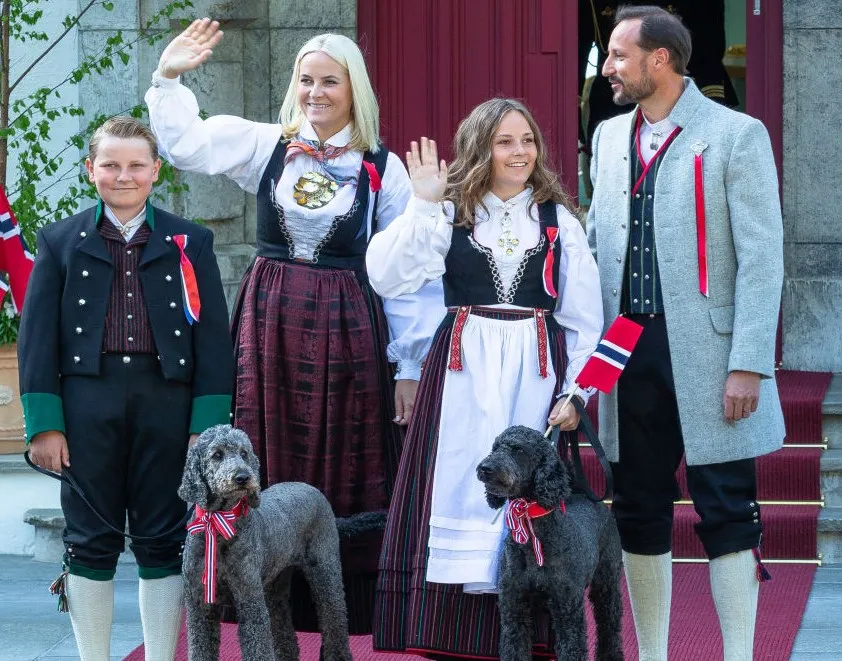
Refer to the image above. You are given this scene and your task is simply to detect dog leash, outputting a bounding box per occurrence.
[24,450,194,541]
[550,396,613,502]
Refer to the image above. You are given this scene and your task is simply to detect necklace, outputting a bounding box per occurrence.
[497,207,520,256]
[649,128,664,151]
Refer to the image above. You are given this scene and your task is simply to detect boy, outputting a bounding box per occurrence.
[19,116,233,661]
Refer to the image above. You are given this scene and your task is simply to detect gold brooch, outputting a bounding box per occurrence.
[292,171,339,209]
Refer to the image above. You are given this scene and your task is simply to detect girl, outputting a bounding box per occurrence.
[366,98,604,658]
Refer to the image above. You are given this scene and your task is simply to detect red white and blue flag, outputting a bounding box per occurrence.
[0,185,34,314]
[172,234,201,325]
[575,316,644,393]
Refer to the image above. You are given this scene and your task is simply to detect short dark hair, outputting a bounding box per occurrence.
[615,5,692,75]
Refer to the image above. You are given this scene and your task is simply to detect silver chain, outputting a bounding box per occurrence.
[311,200,360,264]
[468,234,546,304]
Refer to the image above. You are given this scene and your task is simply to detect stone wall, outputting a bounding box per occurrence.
[84,0,356,303]
[782,0,842,372]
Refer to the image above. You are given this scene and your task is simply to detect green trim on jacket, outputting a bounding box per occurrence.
[189,394,233,435]
[21,393,65,443]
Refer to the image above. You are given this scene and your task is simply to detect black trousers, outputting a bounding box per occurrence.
[611,315,762,560]
[61,354,191,579]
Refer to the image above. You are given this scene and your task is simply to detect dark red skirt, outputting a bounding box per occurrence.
[231,257,401,633]
[373,308,570,659]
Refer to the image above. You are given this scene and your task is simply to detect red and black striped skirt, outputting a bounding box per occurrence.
[373,308,569,659]
[231,257,401,633]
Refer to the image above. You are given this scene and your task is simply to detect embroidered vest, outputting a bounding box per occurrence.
[443,200,559,310]
[254,141,389,270]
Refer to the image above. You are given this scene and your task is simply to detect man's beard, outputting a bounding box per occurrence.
[610,67,656,106]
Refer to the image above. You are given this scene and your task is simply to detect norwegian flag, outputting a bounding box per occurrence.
[0,185,34,314]
[575,316,644,392]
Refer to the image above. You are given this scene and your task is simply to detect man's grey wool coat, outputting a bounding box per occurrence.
[586,79,785,466]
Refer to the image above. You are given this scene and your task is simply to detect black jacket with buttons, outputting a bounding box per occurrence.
[18,202,234,440]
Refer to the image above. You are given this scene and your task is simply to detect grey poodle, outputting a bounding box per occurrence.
[477,425,623,661]
[178,424,352,661]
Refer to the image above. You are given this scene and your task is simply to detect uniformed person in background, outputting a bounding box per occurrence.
[580,0,739,150]
[19,117,233,661]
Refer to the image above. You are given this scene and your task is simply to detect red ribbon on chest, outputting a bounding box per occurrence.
[505,498,566,567]
[186,498,248,604]
[172,234,201,324]
[693,149,709,297]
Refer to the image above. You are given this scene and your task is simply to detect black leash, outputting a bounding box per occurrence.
[550,396,613,502]
[24,451,194,541]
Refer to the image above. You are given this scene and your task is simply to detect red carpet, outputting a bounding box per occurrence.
[124,370,828,660]
[124,565,814,661]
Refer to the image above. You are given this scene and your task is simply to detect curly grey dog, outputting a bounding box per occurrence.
[178,424,352,661]
[477,425,623,661]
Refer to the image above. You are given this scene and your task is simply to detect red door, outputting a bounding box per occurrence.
[358,0,580,194]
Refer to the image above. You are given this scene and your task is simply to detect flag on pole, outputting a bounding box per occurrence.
[0,185,34,314]
[575,316,644,393]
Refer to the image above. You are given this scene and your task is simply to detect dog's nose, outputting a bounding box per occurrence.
[476,463,493,482]
[234,471,250,486]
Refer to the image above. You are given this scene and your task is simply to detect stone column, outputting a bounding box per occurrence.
[782,0,842,371]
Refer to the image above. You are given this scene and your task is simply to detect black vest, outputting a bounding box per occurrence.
[622,113,681,314]
[443,200,560,310]
[254,141,389,270]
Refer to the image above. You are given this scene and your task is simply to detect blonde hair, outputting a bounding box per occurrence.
[89,116,158,161]
[443,98,575,228]
[279,33,380,153]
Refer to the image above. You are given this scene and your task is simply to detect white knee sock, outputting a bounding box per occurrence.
[66,574,114,661]
[623,551,672,661]
[710,550,759,661]
[139,574,185,661]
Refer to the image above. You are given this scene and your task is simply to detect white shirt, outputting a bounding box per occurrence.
[365,189,604,397]
[145,73,445,380]
[639,113,679,163]
[103,204,145,241]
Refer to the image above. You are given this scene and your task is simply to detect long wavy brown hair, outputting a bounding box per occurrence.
[444,98,575,228]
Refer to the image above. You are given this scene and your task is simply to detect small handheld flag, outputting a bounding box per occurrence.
[173,234,201,325]
[0,185,34,313]
[575,316,644,393]
[545,315,644,437]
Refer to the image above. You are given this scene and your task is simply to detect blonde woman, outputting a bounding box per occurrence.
[366,98,603,658]
[146,18,443,632]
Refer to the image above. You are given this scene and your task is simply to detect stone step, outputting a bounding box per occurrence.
[818,506,842,564]
[823,373,842,449]
[822,448,842,508]
[23,508,135,565]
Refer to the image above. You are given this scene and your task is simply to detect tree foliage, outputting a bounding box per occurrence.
[0,0,195,344]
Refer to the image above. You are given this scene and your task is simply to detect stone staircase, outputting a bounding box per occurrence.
[819,373,842,563]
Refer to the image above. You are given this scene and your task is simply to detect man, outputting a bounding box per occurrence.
[579,0,739,149]
[586,6,784,661]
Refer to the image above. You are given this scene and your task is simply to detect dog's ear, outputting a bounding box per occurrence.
[178,442,209,508]
[485,489,507,511]
[246,441,261,509]
[532,445,572,510]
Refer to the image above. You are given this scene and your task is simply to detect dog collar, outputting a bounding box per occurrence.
[187,497,249,604]
[505,498,566,567]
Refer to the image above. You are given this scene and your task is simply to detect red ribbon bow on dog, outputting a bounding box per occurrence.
[505,498,566,567]
[186,498,248,603]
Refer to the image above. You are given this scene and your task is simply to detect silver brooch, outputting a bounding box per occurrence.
[690,140,708,156]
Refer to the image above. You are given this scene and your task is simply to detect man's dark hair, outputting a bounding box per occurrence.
[615,5,692,75]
